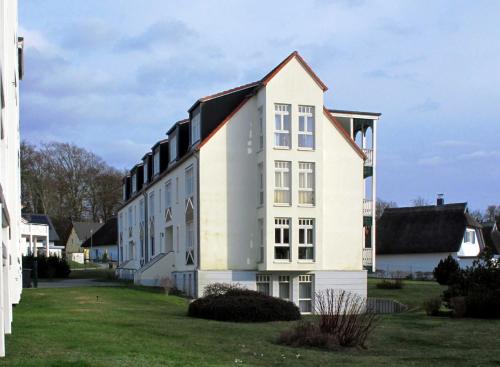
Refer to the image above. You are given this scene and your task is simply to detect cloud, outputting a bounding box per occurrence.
[418,156,446,166]
[458,150,500,160]
[409,98,440,112]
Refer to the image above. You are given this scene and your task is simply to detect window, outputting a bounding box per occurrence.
[153,151,160,175]
[299,275,313,313]
[256,274,271,296]
[191,111,201,144]
[165,226,173,252]
[274,104,291,148]
[279,275,290,300]
[149,192,155,218]
[185,166,194,198]
[132,174,137,193]
[465,229,476,244]
[274,218,290,260]
[258,162,264,206]
[274,161,291,205]
[186,221,194,265]
[128,207,132,228]
[123,184,127,201]
[169,134,177,162]
[165,180,172,208]
[299,162,315,205]
[298,105,315,149]
[176,225,180,252]
[144,161,149,183]
[258,218,264,262]
[134,205,137,226]
[150,234,155,257]
[258,107,264,150]
[176,177,179,204]
[139,199,144,223]
[299,219,314,260]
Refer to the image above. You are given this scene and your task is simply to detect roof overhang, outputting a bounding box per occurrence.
[329,109,381,120]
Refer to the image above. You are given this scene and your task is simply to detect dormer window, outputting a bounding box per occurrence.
[153,151,160,176]
[191,111,201,145]
[123,184,127,201]
[143,161,149,183]
[131,174,137,193]
[170,134,178,162]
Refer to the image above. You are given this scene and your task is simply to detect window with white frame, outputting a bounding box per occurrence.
[185,166,194,198]
[298,275,313,313]
[128,207,132,228]
[274,104,291,148]
[274,218,290,260]
[131,174,137,193]
[139,199,144,222]
[299,219,314,260]
[191,111,201,145]
[279,275,290,300]
[169,134,177,162]
[134,205,137,226]
[258,106,264,151]
[165,180,172,209]
[153,151,160,175]
[143,161,149,183]
[175,177,179,204]
[298,105,315,149]
[299,162,315,205]
[186,221,194,265]
[274,161,291,205]
[258,218,264,262]
[256,274,271,296]
[149,192,155,218]
[464,229,476,244]
[258,162,264,206]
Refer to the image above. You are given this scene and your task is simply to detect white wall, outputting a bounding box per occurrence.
[377,252,477,274]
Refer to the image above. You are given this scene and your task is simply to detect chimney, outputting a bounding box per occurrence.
[437,194,444,206]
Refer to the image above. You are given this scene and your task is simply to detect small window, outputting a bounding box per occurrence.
[279,275,290,300]
[274,104,291,148]
[175,177,179,204]
[258,218,264,262]
[143,161,149,183]
[258,107,264,151]
[139,199,144,222]
[149,192,155,218]
[299,162,315,206]
[165,180,172,209]
[131,174,137,193]
[191,111,201,145]
[153,151,160,175]
[258,162,264,206]
[298,106,315,149]
[123,184,127,201]
[298,275,313,313]
[274,218,290,261]
[170,134,178,162]
[185,166,194,198]
[274,161,291,205]
[299,219,314,260]
[256,274,271,296]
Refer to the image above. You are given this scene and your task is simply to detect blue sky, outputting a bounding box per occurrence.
[19,0,500,210]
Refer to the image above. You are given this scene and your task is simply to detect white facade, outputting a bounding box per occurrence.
[0,0,23,356]
[117,52,380,312]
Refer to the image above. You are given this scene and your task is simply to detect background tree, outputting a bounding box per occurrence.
[412,196,429,207]
[376,199,398,219]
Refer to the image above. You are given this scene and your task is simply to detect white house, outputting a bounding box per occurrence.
[376,198,485,276]
[21,214,64,257]
[81,217,118,262]
[0,0,24,356]
[117,51,380,313]
[20,218,49,256]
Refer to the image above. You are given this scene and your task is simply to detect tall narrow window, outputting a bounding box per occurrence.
[258,107,264,151]
[165,226,174,252]
[274,218,290,260]
[153,151,160,175]
[139,199,144,223]
[165,180,172,209]
[274,161,291,205]
[132,174,137,193]
[175,177,179,204]
[186,221,194,265]
[149,192,155,218]
[169,134,177,162]
[123,184,127,201]
[274,104,291,148]
[128,207,132,228]
[299,275,313,313]
[299,219,314,260]
[185,166,194,198]
[279,275,290,300]
[299,162,315,205]
[258,162,264,206]
[258,218,264,262]
[298,105,315,149]
[256,274,271,296]
[191,111,201,145]
[143,161,149,183]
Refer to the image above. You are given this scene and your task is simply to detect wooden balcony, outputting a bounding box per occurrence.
[363,199,373,217]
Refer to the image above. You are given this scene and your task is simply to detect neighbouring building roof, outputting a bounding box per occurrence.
[377,203,483,255]
[72,221,103,242]
[22,214,60,242]
[482,219,500,255]
[81,217,117,248]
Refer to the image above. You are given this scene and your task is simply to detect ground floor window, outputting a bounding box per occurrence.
[298,275,313,313]
[256,274,271,296]
[279,275,290,300]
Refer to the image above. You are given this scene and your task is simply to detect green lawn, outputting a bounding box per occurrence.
[1,280,499,366]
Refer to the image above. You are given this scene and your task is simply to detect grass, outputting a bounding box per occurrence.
[1,280,499,366]
[68,261,98,270]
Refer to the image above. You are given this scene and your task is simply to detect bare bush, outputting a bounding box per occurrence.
[203,282,246,297]
[314,289,378,348]
[159,277,176,295]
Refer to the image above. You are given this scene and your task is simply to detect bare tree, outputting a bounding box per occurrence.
[412,196,429,207]
[470,209,484,222]
[484,205,500,222]
[376,199,398,219]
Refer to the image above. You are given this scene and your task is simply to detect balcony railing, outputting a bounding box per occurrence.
[363,248,373,267]
[363,149,373,166]
[363,199,373,217]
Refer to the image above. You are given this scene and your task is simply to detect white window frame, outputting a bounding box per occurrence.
[298,105,315,149]
[274,104,291,149]
[256,274,271,296]
[274,161,291,205]
[131,174,137,193]
[153,151,160,176]
[298,275,313,313]
[258,106,264,151]
[175,177,179,204]
[465,229,476,244]
[299,162,315,206]
[169,134,177,162]
[298,219,315,261]
[165,180,172,209]
[185,220,194,265]
[258,162,264,206]
[185,166,194,198]
[274,218,291,261]
[191,111,201,145]
[143,162,149,183]
[279,275,290,301]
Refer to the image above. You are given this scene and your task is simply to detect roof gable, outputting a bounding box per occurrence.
[72,222,103,241]
[81,218,117,247]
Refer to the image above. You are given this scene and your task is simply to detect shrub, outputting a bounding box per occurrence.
[22,255,71,279]
[434,255,461,285]
[278,321,338,350]
[203,282,246,297]
[188,289,300,322]
[423,297,441,316]
[376,279,404,289]
[449,296,466,318]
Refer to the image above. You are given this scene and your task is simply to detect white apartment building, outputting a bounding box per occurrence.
[0,0,24,356]
[117,52,379,313]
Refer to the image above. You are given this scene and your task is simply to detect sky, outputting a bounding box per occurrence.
[19,0,500,211]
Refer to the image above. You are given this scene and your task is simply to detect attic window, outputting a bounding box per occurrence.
[464,230,476,244]
[153,151,160,176]
[143,161,149,183]
[169,134,178,162]
[191,111,201,145]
